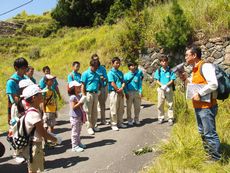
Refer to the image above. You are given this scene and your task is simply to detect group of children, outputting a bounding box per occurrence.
[5,54,176,172]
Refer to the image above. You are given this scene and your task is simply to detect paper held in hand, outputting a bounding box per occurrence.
[186,84,211,103]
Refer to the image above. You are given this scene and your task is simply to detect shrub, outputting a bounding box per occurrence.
[118,0,150,63]
[29,46,41,59]
[155,0,192,54]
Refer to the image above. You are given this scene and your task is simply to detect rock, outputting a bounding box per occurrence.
[216,45,223,52]
[213,57,224,64]
[207,57,215,63]
[226,45,230,53]
[146,66,154,75]
[223,53,230,65]
[209,37,223,43]
[212,51,223,59]
[223,41,229,48]
[206,42,214,49]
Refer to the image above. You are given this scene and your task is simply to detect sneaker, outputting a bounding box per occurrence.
[44,142,55,149]
[93,127,100,132]
[111,125,119,131]
[101,120,109,125]
[134,120,141,125]
[87,128,95,135]
[79,143,86,149]
[72,146,84,152]
[158,119,163,124]
[128,121,134,126]
[15,156,26,164]
[118,123,127,128]
[168,119,174,126]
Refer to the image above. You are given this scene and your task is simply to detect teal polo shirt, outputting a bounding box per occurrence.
[107,68,124,92]
[39,76,58,90]
[96,65,108,87]
[81,68,100,92]
[67,71,81,83]
[6,73,25,103]
[25,75,36,84]
[124,71,142,94]
[154,67,176,85]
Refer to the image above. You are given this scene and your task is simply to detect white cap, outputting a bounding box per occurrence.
[69,81,81,88]
[20,84,47,99]
[45,74,56,80]
[19,79,34,88]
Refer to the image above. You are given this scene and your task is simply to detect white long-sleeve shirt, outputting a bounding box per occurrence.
[189,63,218,97]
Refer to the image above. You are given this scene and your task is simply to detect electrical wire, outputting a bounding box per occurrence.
[0,0,33,17]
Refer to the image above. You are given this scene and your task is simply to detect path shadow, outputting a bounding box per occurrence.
[45,156,89,170]
[81,136,95,139]
[57,120,70,126]
[54,128,71,134]
[220,142,230,164]
[0,156,12,163]
[0,162,27,172]
[86,139,116,149]
[137,118,158,127]
[97,126,112,132]
[141,103,154,109]
[0,132,7,137]
[45,139,71,156]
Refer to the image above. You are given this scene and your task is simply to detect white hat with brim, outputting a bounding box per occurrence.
[19,79,34,88]
[20,84,47,99]
[69,81,81,88]
[45,74,56,80]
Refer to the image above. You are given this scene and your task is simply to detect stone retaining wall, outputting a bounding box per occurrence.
[140,36,230,80]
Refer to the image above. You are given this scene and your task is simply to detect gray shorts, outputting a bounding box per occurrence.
[43,112,57,128]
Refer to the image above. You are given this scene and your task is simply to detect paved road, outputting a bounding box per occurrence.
[0,71,171,173]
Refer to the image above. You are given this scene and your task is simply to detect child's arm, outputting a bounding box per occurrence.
[35,121,58,143]
[70,100,84,110]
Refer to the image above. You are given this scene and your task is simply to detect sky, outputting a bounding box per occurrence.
[0,0,58,21]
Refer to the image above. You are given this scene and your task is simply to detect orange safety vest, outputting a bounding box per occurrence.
[192,60,217,108]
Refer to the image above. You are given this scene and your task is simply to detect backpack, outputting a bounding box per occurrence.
[7,108,37,149]
[201,63,230,100]
[157,68,176,91]
[7,108,37,162]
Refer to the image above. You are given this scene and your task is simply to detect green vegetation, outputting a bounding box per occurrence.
[155,0,192,55]
[0,0,229,171]
[142,90,230,173]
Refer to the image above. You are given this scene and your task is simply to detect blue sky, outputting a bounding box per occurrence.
[0,0,58,21]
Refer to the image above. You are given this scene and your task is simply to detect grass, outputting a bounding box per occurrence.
[0,0,229,171]
[143,89,230,173]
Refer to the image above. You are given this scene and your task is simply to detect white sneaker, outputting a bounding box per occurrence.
[128,121,134,126]
[118,123,127,128]
[111,126,119,131]
[15,156,26,164]
[134,120,141,125]
[87,128,95,135]
[93,127,100,132]
[72,146,84,152]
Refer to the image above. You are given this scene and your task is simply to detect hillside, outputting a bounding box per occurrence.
[0,0,229,172]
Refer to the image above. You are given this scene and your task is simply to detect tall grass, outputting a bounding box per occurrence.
[145,89,230,173]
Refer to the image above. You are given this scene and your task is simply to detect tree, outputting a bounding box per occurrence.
[155,0,192,54]
[51,0,114,27]
[118,0,150,63]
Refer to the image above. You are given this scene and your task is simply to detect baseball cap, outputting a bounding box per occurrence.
[19,79,34,88]
[20,84,47,99]
[45,74,56,80]
[69,81,81,88]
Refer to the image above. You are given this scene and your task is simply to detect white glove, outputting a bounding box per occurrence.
[79,95,87,104]
[161,85,167,90]
[97,90,101,96]
[56,136,62,145]
[165,87,170,93]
